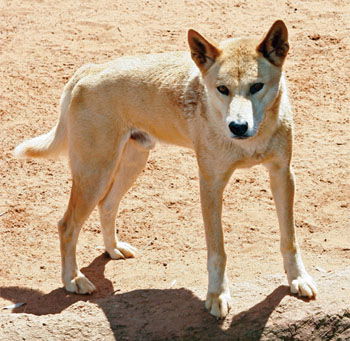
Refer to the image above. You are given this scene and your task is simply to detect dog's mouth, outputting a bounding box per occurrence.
[231,134,250,140]
[229,131,254,140]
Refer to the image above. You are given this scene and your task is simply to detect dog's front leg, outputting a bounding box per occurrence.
[199,169,232,318]
[267,162,317,298]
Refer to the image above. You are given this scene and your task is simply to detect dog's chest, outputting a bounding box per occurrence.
[235,154,266,168]
[233,143,273,169]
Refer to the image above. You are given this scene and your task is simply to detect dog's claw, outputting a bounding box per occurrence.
[107,241,137,260]
[290,275,318,298]
[205,292,232,319]
[65,274,96,294]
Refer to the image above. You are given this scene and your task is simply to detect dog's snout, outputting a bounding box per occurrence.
[229,121,248,137]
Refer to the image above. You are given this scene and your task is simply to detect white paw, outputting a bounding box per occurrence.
[290,274,318,298]
[283,252,318,298]
[205,292,232,318]
[65,274,96,294]
[107,241,137,260]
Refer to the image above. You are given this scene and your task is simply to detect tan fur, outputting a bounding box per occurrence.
[15,21,317,318]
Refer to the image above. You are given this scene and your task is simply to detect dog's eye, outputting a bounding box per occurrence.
[217,85,230,96]
[250,82,264,95]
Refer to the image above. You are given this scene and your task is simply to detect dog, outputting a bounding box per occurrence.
[14,20,317,318]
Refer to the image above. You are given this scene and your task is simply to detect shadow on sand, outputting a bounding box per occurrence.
[1,254,302,340]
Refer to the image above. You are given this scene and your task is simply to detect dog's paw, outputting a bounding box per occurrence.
[65,274,96,294]
[205,292,232,318]
[107,241,137,260]
[290,274,318,298]
[283,252,317,298]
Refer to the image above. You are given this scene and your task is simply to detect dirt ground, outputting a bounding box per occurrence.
[0,0,349,340]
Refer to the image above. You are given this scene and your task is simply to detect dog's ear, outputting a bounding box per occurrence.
[188,29,221,73]
[257,20,289,67]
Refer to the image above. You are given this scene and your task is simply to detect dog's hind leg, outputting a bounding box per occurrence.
[58,131,130,294]
[58,185,99,294]
[98,136,151,260]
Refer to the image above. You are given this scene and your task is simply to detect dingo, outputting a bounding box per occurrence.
[15,20,317,318]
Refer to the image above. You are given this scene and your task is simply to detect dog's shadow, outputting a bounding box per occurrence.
[0,254,302,340]
[0,254,113,315]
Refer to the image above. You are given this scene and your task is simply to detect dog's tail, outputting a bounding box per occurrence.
[14,93,70,159]
[13,65,91,159]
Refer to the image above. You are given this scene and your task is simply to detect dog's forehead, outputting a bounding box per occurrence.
[217,38,261,79]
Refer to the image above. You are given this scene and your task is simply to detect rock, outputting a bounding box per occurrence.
[1,268,349,340]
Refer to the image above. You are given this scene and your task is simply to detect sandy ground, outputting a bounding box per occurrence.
[0,0,349,339]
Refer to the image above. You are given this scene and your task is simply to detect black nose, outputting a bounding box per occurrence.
[229,121,248,136]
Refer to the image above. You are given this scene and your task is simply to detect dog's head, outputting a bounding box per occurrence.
[188,20,289,141]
